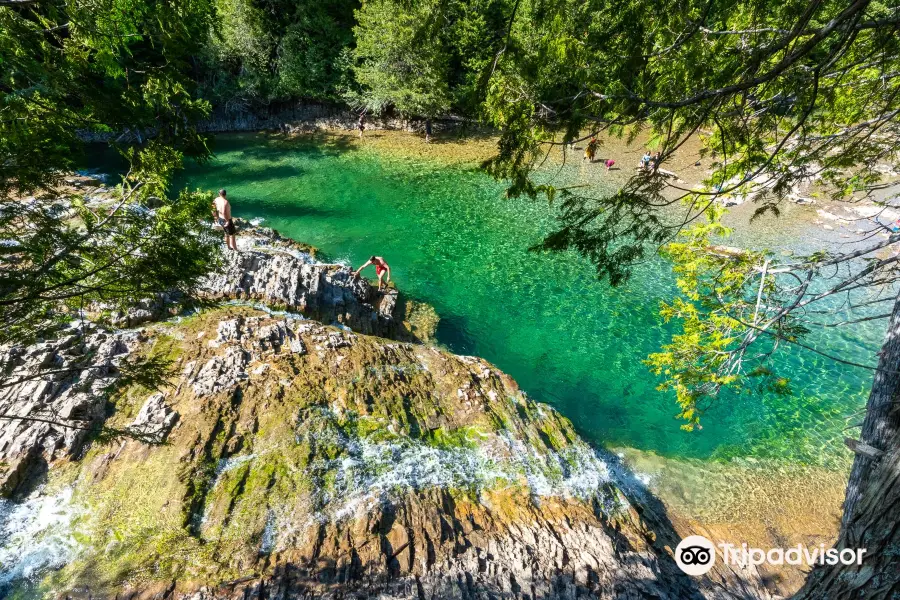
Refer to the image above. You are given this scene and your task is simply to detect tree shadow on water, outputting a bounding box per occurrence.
[245,203,344,222]
[243,131,361,161]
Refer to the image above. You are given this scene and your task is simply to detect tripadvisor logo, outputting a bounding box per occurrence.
[675,536,716,575]
[674,536,868,576]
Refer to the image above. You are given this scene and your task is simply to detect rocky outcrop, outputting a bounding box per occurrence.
[129,392,178,443]
[0,307,770,599]
[0,322,145,496]
[197,222,412,340]
[93,221,417,340]
[199,249,395,334]
[0,220,427,500]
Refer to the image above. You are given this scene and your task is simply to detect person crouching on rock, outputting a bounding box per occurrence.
[211,188,237,251]
[354,256,391,291]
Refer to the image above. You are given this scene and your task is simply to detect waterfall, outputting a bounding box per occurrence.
[0,487,81,588]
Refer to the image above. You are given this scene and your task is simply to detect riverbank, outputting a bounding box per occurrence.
[0,222,777,599]
[268,126,897,249]
[161,131,882,598]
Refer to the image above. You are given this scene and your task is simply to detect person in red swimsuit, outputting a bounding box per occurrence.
[354,255,391,290]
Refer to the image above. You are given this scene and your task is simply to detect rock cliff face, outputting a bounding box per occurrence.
[0,323,146,496]
[0,307,768,600]
[77,104,476,142]
[108,222,423,341]
[197,229,400,339]
[0,229,769,600]
[0,224,418,500]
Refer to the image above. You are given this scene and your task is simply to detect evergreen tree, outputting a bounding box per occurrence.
[1,0,221,430]
[477,0,900,595]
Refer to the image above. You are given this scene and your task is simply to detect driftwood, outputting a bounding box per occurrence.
[706,244,748,258]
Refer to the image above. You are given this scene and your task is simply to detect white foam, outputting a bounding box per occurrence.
[213,453,257,482]
[222,300,308,321]
[259,510,276,554]
[295,408,611,529]
[0,487,81,586]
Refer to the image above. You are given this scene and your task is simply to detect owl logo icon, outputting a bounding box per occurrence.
[675,536,716,576]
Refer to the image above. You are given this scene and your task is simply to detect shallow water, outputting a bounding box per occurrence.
[171,132,881,470]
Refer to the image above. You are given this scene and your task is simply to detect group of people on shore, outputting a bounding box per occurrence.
[639,150,662,171]
[580,137,661,173]
[211,189,393,291]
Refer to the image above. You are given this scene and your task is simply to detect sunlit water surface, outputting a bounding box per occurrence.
[1,132,885,597]
[172,133,881,470]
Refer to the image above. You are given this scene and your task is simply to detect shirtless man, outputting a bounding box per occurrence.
[211,189,237,250]
[354,256,391,290]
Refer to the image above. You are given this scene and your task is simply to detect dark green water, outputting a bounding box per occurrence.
[172,133,879,468]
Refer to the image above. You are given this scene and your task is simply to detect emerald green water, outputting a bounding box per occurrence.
[173,133,879,468]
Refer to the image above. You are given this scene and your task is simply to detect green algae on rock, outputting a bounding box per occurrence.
[0,223,772,599]
[1,305,770,599]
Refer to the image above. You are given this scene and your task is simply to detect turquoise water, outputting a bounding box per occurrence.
[172,133,880,468]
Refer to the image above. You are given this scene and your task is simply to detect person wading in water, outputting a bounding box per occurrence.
[354,256,391,291]
[584,136,598,162]
[211,189,237,251]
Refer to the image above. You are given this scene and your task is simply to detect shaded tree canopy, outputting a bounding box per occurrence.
[1,0,221,436]
[199,0,360,105]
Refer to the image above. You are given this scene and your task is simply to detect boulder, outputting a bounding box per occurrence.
[129,392,179,442]
[0,325,144,496]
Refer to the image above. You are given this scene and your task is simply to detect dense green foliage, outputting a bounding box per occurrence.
[1,0,214,195]
[5,0,899,435]
[1,0,220,361]
[197,0,511,116]
[200,0,358,105]
[466,0,900,430]
[348,0,509,115]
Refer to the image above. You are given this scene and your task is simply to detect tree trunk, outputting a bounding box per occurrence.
[842,292,900,523]
[793,292,900,599]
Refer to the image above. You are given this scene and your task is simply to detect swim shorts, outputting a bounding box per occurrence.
[220,218,236,236]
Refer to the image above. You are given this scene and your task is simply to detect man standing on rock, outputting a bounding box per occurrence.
[211,189,237,251]
[354,256,391,291]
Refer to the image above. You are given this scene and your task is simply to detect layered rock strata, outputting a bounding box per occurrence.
[1,308,768,599]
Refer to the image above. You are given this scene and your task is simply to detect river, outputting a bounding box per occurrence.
[172,131,885,585]
[174,132,877,465]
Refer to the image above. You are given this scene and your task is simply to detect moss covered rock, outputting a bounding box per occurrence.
[0,307,762,599]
